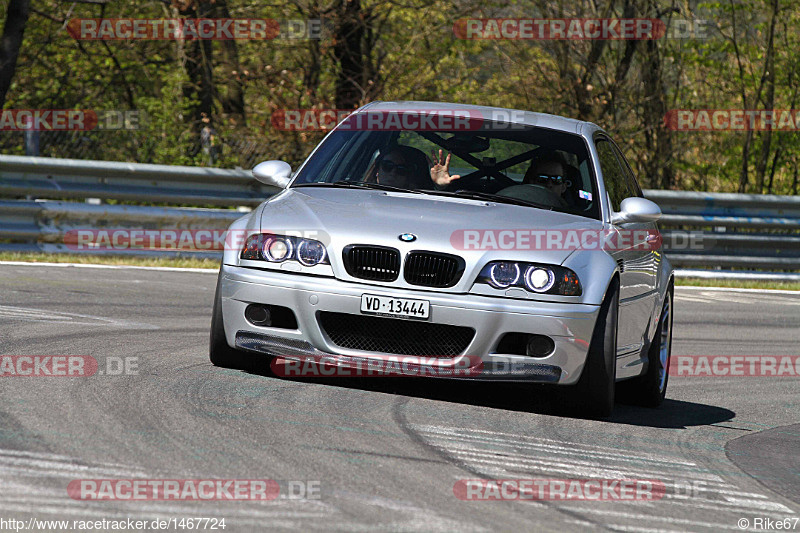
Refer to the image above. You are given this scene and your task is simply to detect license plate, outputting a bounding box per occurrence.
[360,294,430,320]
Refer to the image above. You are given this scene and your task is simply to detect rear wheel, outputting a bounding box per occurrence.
[620,285,673,407]
[573,278,619,418]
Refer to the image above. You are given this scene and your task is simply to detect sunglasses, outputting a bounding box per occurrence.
[379,160,413,175]
[537,174,565,184]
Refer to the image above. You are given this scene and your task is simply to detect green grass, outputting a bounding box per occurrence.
[1,251,798,290]
[0,251,219,270]
[675,277,800,291]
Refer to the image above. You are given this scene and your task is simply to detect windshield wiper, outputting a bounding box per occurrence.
[295,182,550,208]
[293,181,421,194]
[423,189,553,210]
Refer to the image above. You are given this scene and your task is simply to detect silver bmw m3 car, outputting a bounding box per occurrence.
[209,101,674,417]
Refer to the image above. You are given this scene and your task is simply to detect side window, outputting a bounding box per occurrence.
[595,139,629,212]
[611,143,643,198]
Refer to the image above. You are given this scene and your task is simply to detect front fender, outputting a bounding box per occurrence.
[561,250,619,306]
[222,205,265,266]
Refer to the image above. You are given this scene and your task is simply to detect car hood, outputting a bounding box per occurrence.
[260,187,605,291]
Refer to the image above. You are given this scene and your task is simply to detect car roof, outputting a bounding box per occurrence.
[355,101,602,136]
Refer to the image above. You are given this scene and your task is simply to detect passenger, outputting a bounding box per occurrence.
[523,158,568,198]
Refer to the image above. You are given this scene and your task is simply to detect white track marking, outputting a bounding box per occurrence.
[0,447,475,530]
[569,508,768,531]
[0,447,335,524]
[609,525,709,533]
[412,425,796,526]
[674,294,718,304]
[0,305,158,329]
[416,430,700,469]
[676,286,800,296]
[444,446,725,482]
[412,425,697,465]
[444,449,727,486]
[678,292,800,305]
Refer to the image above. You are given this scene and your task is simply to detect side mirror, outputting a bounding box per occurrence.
[253,160,292,188]
[611,197,661,224]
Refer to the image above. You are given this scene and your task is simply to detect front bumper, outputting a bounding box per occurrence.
[219,264,601,384]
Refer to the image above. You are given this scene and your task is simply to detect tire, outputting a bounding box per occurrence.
[209,269,256,371]
[573,278,619,418]
[619,284,673,407]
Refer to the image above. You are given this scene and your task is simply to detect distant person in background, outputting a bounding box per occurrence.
[200,114,220,165]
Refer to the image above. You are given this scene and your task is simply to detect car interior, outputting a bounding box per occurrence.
[293,114,601,220]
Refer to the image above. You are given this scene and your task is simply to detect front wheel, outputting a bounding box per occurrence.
[209,270,257,371]
[572,278,619,418]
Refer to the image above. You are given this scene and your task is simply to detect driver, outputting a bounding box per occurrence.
[373,146,462,189]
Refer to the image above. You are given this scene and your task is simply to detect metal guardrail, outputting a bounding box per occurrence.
[643,190,800,278]
[0,154,276,206]
[0,155,798,280]
[0,199,243,259]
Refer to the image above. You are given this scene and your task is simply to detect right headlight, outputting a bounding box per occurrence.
[478,261,581,296]
[241,233,329,266]
[263,235,294,262]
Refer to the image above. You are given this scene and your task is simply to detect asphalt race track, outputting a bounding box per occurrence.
[1,263,798,532]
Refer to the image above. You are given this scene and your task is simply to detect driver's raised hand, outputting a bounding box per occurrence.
[429,149,462,186]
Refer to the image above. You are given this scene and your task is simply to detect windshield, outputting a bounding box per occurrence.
[291,112,600,219]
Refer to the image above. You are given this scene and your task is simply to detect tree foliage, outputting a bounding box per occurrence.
[1,0,798,194]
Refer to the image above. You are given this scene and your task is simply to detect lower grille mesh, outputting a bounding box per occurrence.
[318,312,474,356]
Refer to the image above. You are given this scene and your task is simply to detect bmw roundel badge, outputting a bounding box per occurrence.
[398,233,417,242]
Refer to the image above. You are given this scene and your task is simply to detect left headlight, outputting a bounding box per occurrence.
[477,261,581,296]
[241,233,329,266]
